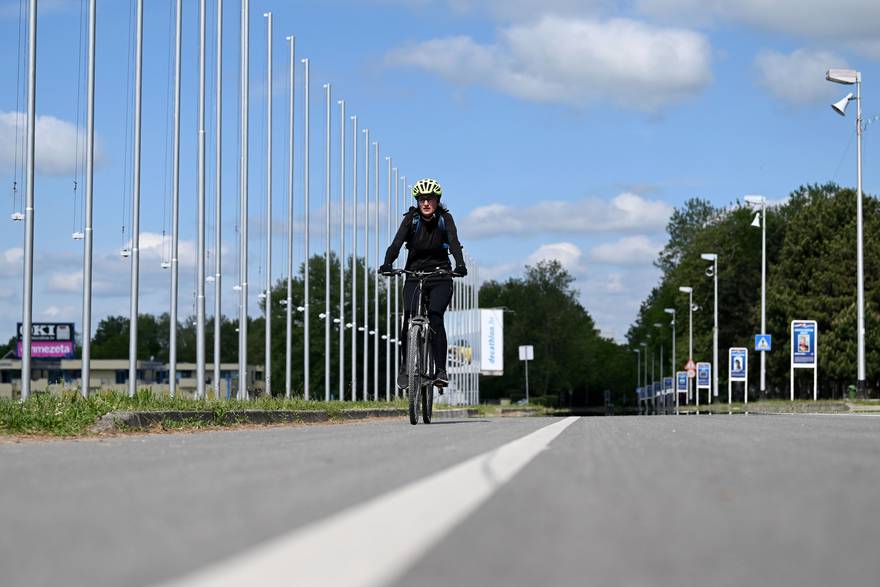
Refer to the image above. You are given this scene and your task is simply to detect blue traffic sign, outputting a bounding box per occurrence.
[663,377,673,392]
[755,334,772,352]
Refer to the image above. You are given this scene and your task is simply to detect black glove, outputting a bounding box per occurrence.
[453,265,468,277]
[379,264,394,276]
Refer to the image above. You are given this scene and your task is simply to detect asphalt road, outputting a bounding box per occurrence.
[2,413,880,587]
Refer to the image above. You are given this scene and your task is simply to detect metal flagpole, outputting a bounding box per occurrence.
[324,83,331,402]
[284,35,294,398]
[80,0,96,398]
[127,0,144,398]
[362,128,369,400]
[373,142,380,401]
[262,12,272,398]
[302,57,310,400]
[392,166,399,398]
[169,0,182,398]
[338,100,346,401]
[385,157,392,401]
[213,0,223,399]
[196,0,207,399]
[238,0,250,400]
[350,115,358,401]
[21,0,37,400]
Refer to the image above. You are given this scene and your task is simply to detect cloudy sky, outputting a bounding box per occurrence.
[0,0,877,342]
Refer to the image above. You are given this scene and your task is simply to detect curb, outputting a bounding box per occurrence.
[90,407,481,433]
[90,408,408,433]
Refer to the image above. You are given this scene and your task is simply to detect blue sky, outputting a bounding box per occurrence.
[0,0,878,342]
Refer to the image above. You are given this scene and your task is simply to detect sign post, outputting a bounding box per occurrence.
[696,362,711,408]
[728,347,748,405]
[676,371,687,409]
[790,320,818,401]
[518,345,534,405]
[684,358,696,405]
[663,376,673,413]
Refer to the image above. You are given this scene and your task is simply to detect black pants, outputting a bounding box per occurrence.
[400,278,453,373]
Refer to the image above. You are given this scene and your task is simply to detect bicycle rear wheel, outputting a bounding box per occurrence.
[407,325,422,425]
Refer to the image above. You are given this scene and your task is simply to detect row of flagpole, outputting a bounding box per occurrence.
[17,0,480,403]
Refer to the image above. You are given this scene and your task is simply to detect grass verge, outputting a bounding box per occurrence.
[0,390,410,436]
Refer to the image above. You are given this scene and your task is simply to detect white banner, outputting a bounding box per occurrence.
[480,309,504,375]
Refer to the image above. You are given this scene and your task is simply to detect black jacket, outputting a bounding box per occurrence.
[382,207,465,274]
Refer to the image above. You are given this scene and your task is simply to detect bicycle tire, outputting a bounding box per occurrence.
[407,325,421,425]
[422,337,434,423]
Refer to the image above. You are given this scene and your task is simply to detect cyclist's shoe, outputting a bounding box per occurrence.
[434,369,449,388]
[397,369,408,389]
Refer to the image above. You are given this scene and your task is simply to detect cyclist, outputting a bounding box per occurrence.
[379,178,467,389]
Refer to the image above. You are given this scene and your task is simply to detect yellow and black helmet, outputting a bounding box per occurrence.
[412,178,442,200]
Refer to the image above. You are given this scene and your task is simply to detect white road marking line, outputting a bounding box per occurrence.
[162,417,580,587]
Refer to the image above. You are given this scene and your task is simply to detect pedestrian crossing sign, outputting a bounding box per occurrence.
[755,334,772,352]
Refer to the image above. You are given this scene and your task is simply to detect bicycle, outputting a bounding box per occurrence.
[384,267,459,425]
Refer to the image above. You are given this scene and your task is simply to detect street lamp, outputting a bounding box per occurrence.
[653,322,664,413]
[679,286,693,405]
[745,194,766,397]
[664,307,677,409]
[701,253,718,403]
[633,348,641,404]
[640,341,647,413]
[826,67,866,398]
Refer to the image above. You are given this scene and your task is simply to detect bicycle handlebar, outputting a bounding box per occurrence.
[382,267,461,279]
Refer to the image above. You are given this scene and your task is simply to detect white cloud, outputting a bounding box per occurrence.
[637,0,880,47]
[0,111,105,177]
[525,242,588,276]
[376,0,609,21]
[387,16,712,112]
[755,49,847,105]
[461,192,673,239]
[589,235,662,266]
[0,247,23,277]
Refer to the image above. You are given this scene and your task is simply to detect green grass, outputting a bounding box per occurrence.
[676,399,854,414]
[0,390,410,436]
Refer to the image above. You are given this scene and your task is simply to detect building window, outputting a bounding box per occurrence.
[115,370,127,385]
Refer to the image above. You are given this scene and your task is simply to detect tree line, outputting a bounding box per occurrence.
[628,183,880,399]
[479,260,634,408]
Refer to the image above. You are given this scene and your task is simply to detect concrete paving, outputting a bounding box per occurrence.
[2,414,879,587]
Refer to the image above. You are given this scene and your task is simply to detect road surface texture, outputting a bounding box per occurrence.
[2,414,879,587]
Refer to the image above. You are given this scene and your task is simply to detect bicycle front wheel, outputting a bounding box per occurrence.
[407,325,422,425]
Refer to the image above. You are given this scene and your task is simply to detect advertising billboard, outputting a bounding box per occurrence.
[676,371,687,393]
[791,320,817,367]
[729,348,748,382]
[479,309,504,375]
[696,362,711,388]
[16,322,75,359]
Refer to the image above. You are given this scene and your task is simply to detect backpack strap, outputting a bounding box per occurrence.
[412,213,449,249]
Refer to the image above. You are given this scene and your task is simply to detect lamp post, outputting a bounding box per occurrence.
[664,308,676,409]
[745,195,766,398]
[639,341,647,413]
[826,68,866,398]
[654,322,665,413]
[679,286,693,405]
[633,348,641,405]
[701,253,718,403]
